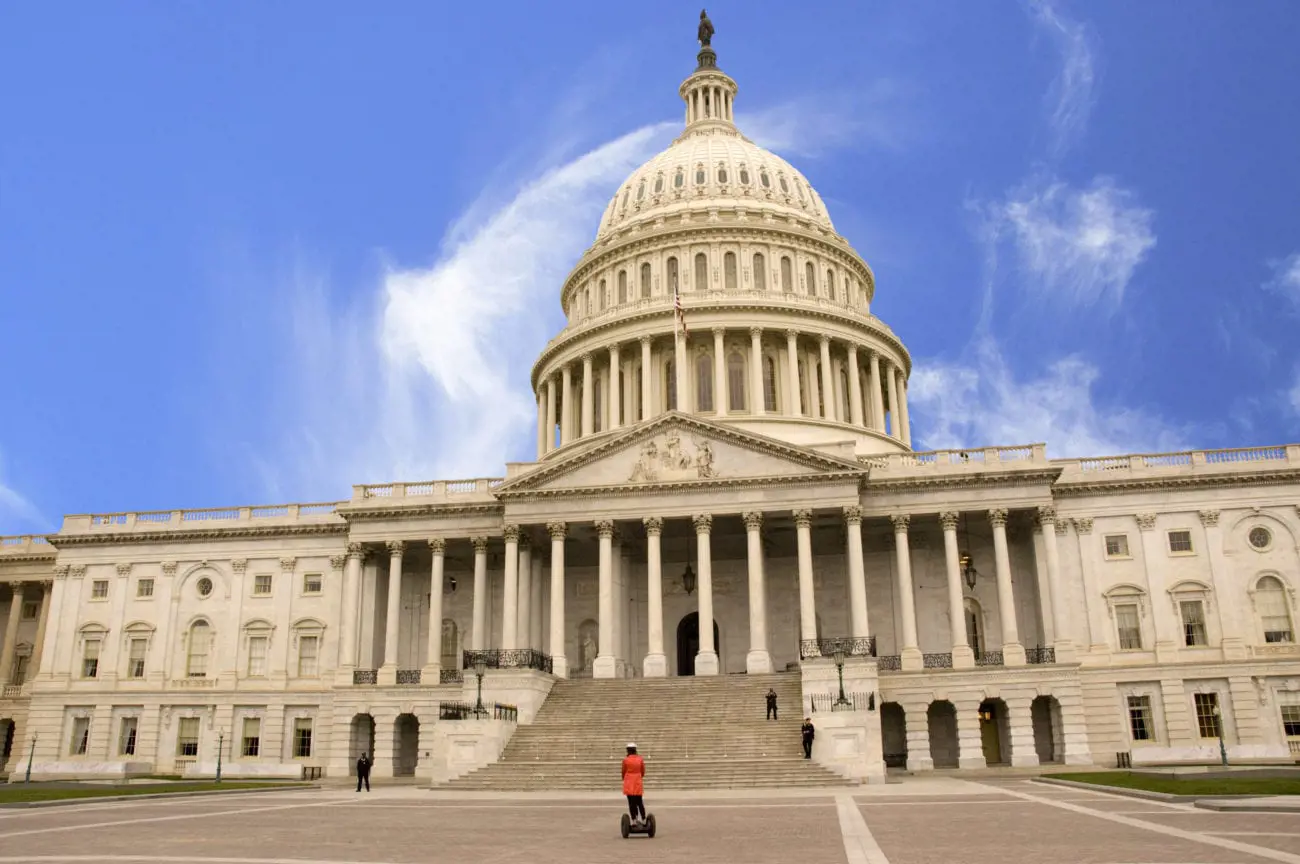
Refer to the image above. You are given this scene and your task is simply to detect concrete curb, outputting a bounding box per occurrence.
[1194,798,1300,813]
[1032,776,1273,804]
[0,783,318,810]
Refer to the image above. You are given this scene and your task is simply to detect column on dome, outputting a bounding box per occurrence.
[866,352,885,433]
[896,366,912,447]
[609,343,622,430]
[561,364,574,445]
[501,525,520,650]
[547,521,568,677]
[640,336,653,420]
[378,540,405,685]
[516,533,531,652]
[536,391,546,459]
[891,515,922,671]
[794,510,818,650]
[693,514,719,675]
[594,521,617,678]
[545,376,557,454]
[712,328,727,417]
[844,507,870,639]
[338,543,363,676]
[423,539,446,679]
[846,344,864,427]
[643,517,667,677]
[884,359,901,439]
[749,328,764,415]
[940,513,975,669]
[581,354,594,437]
[471,536,488,650]
[1037,507,1076,662]
[818,336,834,420]
[785,330,801,417]
[989,509,1026,665]
[743,511,772,673]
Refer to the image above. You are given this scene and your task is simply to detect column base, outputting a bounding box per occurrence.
[593,655,617,679]
[745,649,773,674]
[643,653,668,678]
[957,754,987,770]
[694,651,719,676]
[552,655,569,679]
[1002,642,1026,667]
[420,664,442,685]
[377,665,398,686]
[951,646,975,669]
[1010,752,1039,767]
[900,647,923,672]
[1051,640,1078,665]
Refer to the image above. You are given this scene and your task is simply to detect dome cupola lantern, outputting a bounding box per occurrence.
[681,9,738,135]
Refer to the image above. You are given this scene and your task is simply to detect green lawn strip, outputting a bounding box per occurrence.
[1045,772,1300,796]
[0,782,307,804]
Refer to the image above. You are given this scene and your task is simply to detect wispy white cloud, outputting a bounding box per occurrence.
[978,174,1156,311]
[739,80,912,159]
[910,338,1187,457]
[1028,0,1097,157]
[0,445,49,534]
[1263,251,1300,312]
[1288,369,1300,418]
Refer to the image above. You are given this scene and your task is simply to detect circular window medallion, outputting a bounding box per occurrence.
[196,577,213,597]
[1249,526,1273,551]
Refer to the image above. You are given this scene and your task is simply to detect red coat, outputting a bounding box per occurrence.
[621,754,645,795]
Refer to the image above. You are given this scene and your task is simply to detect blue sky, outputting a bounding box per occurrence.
[2,0,1298,534]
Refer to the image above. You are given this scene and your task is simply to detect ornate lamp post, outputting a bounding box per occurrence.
[473,657,488,717]
[24,732,37,784]
[832,648,850,708]
[680,532,696,595]
[1213,705,1228,766]
[216,729,224,783]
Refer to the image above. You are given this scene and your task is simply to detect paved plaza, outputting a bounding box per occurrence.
[5,777,1300,863]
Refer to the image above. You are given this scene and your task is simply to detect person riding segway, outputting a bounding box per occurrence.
[620,743,656,838]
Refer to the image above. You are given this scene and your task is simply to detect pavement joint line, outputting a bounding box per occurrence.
[1207,832,1300,837]
[0,857,406,864]
[973,780,1300,864]
[836,793,891,864]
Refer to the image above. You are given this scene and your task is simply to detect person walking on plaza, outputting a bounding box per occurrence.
[766,688,778,720]
[356,752,371,792]
[801,718,815,759]
[622,743,647,826]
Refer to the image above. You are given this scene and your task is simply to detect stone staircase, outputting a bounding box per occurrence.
[439,672,855,790]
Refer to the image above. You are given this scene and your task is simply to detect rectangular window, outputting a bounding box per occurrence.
[1127,695,1154,742]
[11,654,28,684]
[302,573,322,595]
[1116,604,1142,651]
[1104,534,1130,558]
[1194,692,1222,739]
[241,718,261,757]
[176,717,200,757]
[69,717,90,755]
[1282,705,1300,737]
[247,636,268,677]
[1168,529,1194,554]
[91,580,109,599]
[128,638,147,679]
[119,717,138,756]
[1180,600,1208,647]
[253,574,273,596]
[21,601,38,620]
[136,578,154,598]
[297,635,319,678]
[82,639,101,678]
[292,718,313,758]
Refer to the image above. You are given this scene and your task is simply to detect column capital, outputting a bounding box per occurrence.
[428,538,447,555]
[1136,513,1157,531]
[642,516,664,536]
[609,340,621,355]
[890,513,910,532]
[385,540,405,556]
[546,521,568,540]
[280,556,297,572]
[639,334,652,346]
[939,511,960,531]
[692,513,713,534]
[1037,506,1058,527]
[843,505,863,526]
[53,564,70,580]
[115,562,132,577]
[988,508,1009,527]
[503,524,520,543]
[712,326,726,338]
[1198,509,1221,527]
[329,554,347,571]
[595,520,616,539]
[518,532,531,551]
[69,564,87,579]
[471,536,489,553]
[742,511,763,531]
[845,341,859,357]
[785,328,798,341]
[749,326,763,339]
[346,541,364,559]
[160,562,176,577]
[1054,522,1069,536]
[819,333,831,346]
[793,509,813,528]
[1073,517,1094,535]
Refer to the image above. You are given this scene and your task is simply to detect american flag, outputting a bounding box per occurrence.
[674,285,688,337]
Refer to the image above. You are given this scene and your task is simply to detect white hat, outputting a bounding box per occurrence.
[626,742,637,749]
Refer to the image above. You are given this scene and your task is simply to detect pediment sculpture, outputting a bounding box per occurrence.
[628,430,717,482]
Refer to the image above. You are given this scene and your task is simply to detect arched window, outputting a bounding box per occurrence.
[727,351,746,411]
[805,262,817,296]
[964,598,985,653]
[695,165,706,186]
[674,168,685,189]
[186,620,211,678]
[753,253,766,291]
[665,359,677,411]
[599,280,607,310]
[739,166,750,185]
[640,262,651,298]
[653,174,664,194]
[440,619,459,669]
[760,169,771,188]
[717,164,728,184]
[620,188,629,211]
[696,353,714,412]
[694,253,708,291]
[815,361,825,416]
[724,252,737,291]
[827,268,836,301]
[779,175,789,194]
[584,289,590,316]
[593,374,603,433]
[763,356,778,412]
[636,179,646,201]
[616,272,626,305]
[781,256,793,292]
[839,369,850,421]
[667,257,679,293]
[1256,576,1294,643]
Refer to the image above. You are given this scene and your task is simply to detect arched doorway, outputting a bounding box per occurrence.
[880,702,907,768]
[394,714,419,777]
[676,612,720,676]
[349,714,375,776]
[978,698,1010,766]
[927,701,959,768]
[1032,695,1063,764]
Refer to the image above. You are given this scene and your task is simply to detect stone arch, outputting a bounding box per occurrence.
[176,562,231,601]
[879,702,907,768]
[1229,509,1299,545]
[183,617,214,678]
[963,596,985,653]
[393,713,419,777]
[1249,572,1296,643]
[675,612,720,677]
[926,701,959,768]
[1031,694,1063,764]
[978,697,1011,766]
[349,713,376,774]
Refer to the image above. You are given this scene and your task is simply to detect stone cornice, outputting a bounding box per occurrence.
[338,503,504,523]
[862,467,1062,495]
[47,522,348,549]
[1050,468,1300,498]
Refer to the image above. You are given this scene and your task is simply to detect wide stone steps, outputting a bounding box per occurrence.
[446,758,851,790]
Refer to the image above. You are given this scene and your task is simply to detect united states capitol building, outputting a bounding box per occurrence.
[3,20,1300,786]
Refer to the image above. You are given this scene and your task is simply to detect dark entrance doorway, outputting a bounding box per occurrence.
[676,612,719,676]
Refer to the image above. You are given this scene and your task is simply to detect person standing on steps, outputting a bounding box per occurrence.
[766,688,778,720]
[622,743,646,826]
[356,752,371,792]
[801,718,815,759]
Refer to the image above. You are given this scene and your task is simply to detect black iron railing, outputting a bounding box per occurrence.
[352,669,378,685]
[975,651,1004,667]
[809,691,875,713]
[396,669,421,685]
[439,669,464,684]
[437,700,519,722]
[799,636,877,660]
[877,654,901,671]
[923,652,953,669]
[462,649,553,674]
[1026,646,1056,665]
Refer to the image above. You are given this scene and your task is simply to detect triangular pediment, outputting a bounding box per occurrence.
[496,412,866,497]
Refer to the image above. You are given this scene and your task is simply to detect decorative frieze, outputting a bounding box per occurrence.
[1136,513,1158,531]
[1199,509,1221,527]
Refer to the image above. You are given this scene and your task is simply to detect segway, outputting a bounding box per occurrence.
[620,812,656,838]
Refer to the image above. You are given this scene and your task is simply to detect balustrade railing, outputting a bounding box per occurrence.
[922,652,953,669]
[439,669,464,684]
[438,700,519,722]
[808,691,875,714]
[352,669,378,685]
[352,478,505,502]
[395,669,421,685]
[1025,646,1056,665]
[76,502,341,533]
[876,654,901,671]
[462,649,553,674]
[799,636,876,660]
[975,651,1004,667]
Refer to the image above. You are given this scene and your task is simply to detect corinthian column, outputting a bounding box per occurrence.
[609,343,622,430]
[535,392,546,459]
[868,352,885,433]
[940,513,974,669]
[548,522,568,677]
[794,510,818,651]
[844,507,870,639]
[785,330,801,417]
[471,537,488,650]
[892,515,922,671]
[545,376,557,454]
[560,365,573,445]
[423,539,446,680]
[846,344,864,427]
[693,514,719,675]
[642,517,667,677]
[501,525,520,651]
[749,328,765,415]
[640,336,653,420]
[885,360,900,440]
[516,534,531,651]
[378,540,405,685]
[594,520,617,678]
[818,336,834,420]
[743,511,772,673]
[1037,507,1075,663]
[581,354,594,437]
[989,509,1026,665]
[713,328,727,416]
[896,367,912,447]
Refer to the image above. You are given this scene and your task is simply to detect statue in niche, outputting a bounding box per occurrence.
[698,9,714,47]
[695,438,715,478]
[581,630,598,671]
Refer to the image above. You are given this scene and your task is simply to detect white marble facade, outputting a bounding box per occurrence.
[4,28,1300,782]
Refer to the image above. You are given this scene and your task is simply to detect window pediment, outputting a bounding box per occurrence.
[1168,579,1214,613]
[1103,584,1148,618]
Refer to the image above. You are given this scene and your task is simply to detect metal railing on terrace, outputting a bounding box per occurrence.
[350,478,505,503]
[63,502,344,533]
